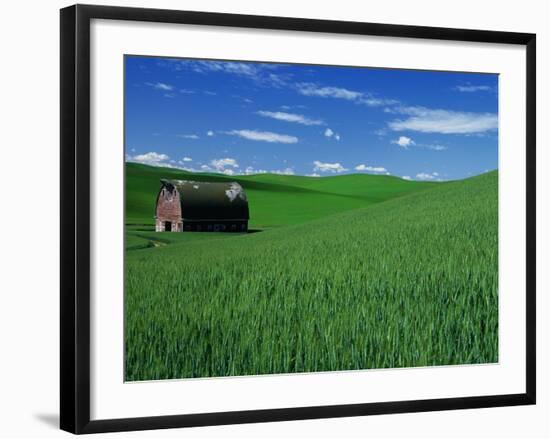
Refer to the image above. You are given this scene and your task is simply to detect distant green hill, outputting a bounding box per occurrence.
[125,162,436,227]
[125,170,498,380]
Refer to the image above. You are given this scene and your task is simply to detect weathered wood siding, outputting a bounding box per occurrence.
[155,186,182,232]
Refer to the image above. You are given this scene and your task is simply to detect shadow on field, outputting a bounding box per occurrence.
[247,229,263,234]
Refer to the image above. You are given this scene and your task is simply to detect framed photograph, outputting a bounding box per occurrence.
[60,4,536,434]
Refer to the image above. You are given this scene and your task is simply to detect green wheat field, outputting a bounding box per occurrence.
[124,162,498,381]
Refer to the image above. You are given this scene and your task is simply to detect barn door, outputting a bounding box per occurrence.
[164,221,172,232]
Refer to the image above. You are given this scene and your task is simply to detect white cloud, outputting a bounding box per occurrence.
[416,173,434,180]
[256,110,323,126]
[297,83,362,100]
[296,82,398,107]
[392,136,415,149]
[187,60,261,77]
[271,168,295,175]
[232,95,254,104]
[391,136,447,151]
[226,129,298,144]
[266,73,291,88]
[306,173,321,177]
[313,160,347,173]
[361,97,400,106]
[402,176,412,181]
[244,166,268,175]
[210,158,239,172]
[128,151,170,166]
[280,104,307,110]
[234,166,295,176]
[146,82,173,91]
[177,134,199,139]
[415,172,440,181]
[454,84,492,92]
[182,157,193,162]
[423,144,448,151]
[355,164,388,173]
[323,128,341,141]
[141,154,165,163]
[169,60,288,88]
[388,106,498,134]
[207,130,214,137]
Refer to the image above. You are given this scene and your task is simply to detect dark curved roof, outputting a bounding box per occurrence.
[161,179,249,220]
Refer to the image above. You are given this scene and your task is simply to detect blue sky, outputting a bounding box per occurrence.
[125,56,498,181]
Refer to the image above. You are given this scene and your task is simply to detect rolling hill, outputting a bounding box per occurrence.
[125,162,436,228]
[125,169,498,380]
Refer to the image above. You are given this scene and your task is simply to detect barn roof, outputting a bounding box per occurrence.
[161,179,249,220]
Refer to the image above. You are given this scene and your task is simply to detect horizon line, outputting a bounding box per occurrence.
[126,161,497,182]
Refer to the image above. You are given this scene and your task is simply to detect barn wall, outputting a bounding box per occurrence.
[155,186,182,232]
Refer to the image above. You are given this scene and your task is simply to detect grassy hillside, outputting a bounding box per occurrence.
[125,171,498,380]
[125,163,435,227]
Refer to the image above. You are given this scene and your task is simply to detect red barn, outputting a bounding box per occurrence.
[155,179,249,232]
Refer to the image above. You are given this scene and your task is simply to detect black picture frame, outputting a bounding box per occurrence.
[60,4,536,434]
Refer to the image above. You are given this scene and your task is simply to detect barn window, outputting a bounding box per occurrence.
[164,221,172,232]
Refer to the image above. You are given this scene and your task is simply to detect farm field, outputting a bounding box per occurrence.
[125,162,436,228]
[125,164,498,381]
